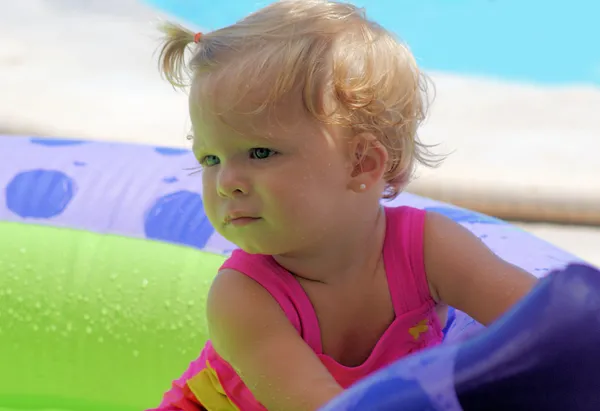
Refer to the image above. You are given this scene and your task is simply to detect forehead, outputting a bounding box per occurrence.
[189,78,342,151]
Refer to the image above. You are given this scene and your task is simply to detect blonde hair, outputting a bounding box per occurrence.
[157,0,441,199]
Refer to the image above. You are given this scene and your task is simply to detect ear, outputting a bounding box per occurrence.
[347,133,388,193]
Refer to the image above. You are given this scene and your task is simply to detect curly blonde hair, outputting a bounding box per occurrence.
[157,0,441,198]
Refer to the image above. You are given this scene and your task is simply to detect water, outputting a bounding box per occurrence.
[145,0,600,85]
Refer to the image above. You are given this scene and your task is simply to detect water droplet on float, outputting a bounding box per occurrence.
[133,350,140,358]
[86,326,93,334]
[110,273,118,281]
[19,248,26,254]
[98,336,104,343]
[101,308,108,316]
[32,324,39,331]
[141,278,149,288]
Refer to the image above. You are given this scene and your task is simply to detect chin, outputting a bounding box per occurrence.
[238,244,278,256]
[235,239,290,256]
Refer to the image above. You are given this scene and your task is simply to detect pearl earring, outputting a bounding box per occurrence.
[359,183,366,191]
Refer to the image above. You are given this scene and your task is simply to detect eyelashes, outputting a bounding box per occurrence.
[183,165,203,176]
[185,147,279,176]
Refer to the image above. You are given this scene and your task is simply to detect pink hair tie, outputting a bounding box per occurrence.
[194,32,203,43]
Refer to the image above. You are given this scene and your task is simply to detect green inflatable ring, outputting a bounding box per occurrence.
[0,222,223,410]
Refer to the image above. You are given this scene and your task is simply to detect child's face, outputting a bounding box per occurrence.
[191,93,356,256]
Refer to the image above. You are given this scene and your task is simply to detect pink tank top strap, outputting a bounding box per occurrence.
[219,250,322,352]
[383,206,435,314]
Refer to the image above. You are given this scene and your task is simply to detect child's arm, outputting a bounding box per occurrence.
[206,269,344,411]
[423,211,538,326]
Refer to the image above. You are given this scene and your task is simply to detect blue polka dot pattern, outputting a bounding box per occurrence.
[162,176,179,184]
[5,169,76,218]
[30,138,87,146]
[154,147,190,156]
[144,190,214,249]
[425,206,505,225]
[442,307,457,336]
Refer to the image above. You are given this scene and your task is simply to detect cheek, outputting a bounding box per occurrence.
[201,173,218,213]
[272,176,328,209]
[267,168,316,198]
[201,171,213,196]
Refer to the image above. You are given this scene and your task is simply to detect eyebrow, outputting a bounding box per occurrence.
[196,129,284,149]
[191,137,206,157]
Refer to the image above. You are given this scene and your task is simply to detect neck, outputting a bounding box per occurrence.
[273,205,386,284]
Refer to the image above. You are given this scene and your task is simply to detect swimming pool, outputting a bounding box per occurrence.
[145,0,600,86]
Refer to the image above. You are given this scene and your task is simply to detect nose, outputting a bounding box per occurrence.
[216,163,249,198]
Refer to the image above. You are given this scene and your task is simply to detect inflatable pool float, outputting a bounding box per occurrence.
[0,135,598,411]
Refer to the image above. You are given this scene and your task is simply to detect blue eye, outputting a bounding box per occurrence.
[199,155,220,167]
[249,148,276,160]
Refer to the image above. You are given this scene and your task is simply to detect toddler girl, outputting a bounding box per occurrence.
[151,1,537,409]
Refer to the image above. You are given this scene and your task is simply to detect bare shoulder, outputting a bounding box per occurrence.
[206,268,289,360]
[206,268,342,411]
[423,210,538,326]
[207,268,270,323]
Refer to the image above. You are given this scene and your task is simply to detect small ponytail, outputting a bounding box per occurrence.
[157,21,197,88]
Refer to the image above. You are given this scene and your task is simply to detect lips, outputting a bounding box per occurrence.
[224,212,261,225]
[226,217,261,227]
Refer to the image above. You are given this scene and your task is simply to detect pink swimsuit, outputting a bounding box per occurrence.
[151,206,444,411]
